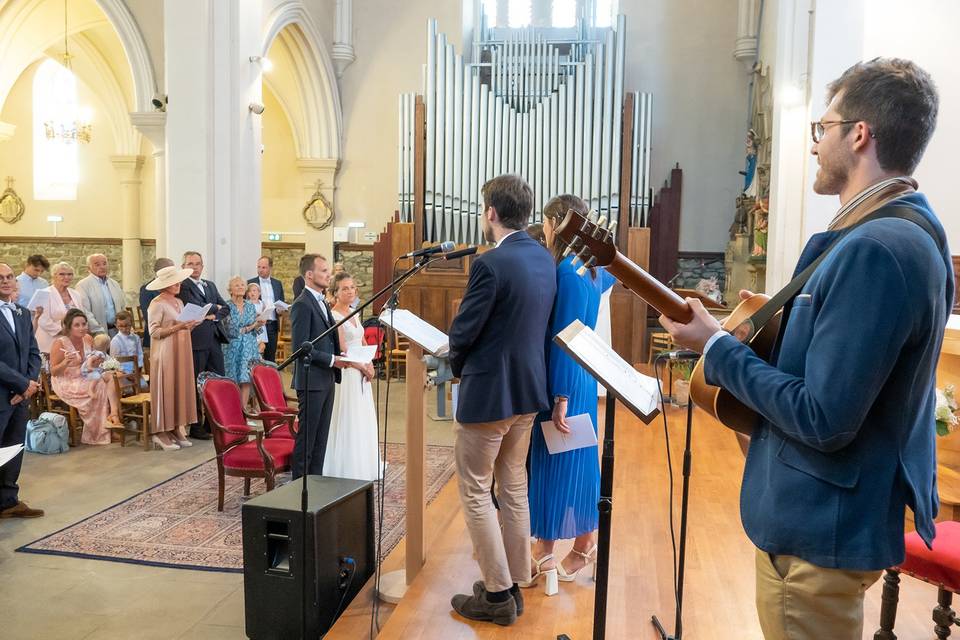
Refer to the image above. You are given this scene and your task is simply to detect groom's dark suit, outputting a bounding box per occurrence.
[0,302,41,509]
[289,287,341,478]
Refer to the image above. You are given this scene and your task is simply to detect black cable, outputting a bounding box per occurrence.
[654,356,682,625]
[322,557,357,639]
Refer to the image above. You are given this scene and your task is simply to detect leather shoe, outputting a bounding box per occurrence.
[0,501,44,518]
[473,580,522,616]
[189,427,212,440]
[452,583,517,626]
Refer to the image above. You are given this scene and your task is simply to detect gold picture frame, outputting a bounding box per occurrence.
[302,184,334,231]
[0,177,25,225]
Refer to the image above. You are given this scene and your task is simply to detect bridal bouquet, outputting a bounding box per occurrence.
[937,384,959,436]
[100,356,122,372]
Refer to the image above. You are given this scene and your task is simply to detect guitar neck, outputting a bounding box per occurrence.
[607,252,694,323]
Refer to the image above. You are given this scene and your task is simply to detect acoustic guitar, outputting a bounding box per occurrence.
[553,208,781,435]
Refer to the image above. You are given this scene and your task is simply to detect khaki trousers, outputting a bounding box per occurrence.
[454,413,535,592]
[755,548,882,640]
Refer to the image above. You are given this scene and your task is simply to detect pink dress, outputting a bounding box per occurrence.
[51,336,113,445]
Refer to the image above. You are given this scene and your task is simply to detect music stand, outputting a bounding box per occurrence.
[376,309,449,602]
[554,320,661,640]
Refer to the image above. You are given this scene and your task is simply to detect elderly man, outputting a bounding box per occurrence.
[76,254,125,337]
[247,256,286,362]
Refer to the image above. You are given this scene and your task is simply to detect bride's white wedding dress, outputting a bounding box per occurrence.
[323,310,384,481]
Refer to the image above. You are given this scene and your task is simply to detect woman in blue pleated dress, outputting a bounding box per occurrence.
[522,195,615,595]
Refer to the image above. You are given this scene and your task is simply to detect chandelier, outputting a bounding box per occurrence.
[43,0,92,144]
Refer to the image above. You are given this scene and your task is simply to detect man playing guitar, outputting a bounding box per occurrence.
[661,58,953,640]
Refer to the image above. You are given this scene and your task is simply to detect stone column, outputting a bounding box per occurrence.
[296,158,340,258]
[734,0,761,69]
[110,155,145,298]
[130,112,166,257]
[165,0,262,286]
[332,0,356,77]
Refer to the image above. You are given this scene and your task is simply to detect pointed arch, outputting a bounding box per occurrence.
[261,1,342,160]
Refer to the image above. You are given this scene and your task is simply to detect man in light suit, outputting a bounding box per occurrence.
[289,254,345,478]
[178,251,229,440]
[0,263,43,519]
[76,253,126,337]
[248,256,286,363]
[447,174,557,626]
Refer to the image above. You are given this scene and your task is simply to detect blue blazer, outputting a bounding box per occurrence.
[449,231,557,424]
[177,278,229,352]
[0,304,41,411]
[705,194,954,570]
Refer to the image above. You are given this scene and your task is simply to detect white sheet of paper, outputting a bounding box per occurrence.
[556,320,660,420]
[257,304,275,321]
[26,289,49,312]
[378,308,449,356]
[541,414,598,455]
[274,300,290,312]
[0,444,24,468]
[177,302,212,323]
[341,344,378,364]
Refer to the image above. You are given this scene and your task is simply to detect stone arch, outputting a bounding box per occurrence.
[261,1,342,160]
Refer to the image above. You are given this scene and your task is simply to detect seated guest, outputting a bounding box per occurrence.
[140,257,174,349]
[16,254,49,308]
[75,253,125,336]
[147,266,200,451]
[110,311,144,377]
[0,262,43,519]
[35,262,87,354]
[48,309,123,445]
[80,334,118,380]
[223,276,264,408]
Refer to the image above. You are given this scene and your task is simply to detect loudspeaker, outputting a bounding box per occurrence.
[242,476,375,639]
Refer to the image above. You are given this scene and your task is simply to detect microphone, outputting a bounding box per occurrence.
[442,246,478,260]
[401,241,455,259]
[659,349,701,361]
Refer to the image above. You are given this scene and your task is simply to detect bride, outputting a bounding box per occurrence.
[323,272,384,481]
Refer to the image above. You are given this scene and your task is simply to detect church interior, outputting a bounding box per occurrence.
[0,0,958,638]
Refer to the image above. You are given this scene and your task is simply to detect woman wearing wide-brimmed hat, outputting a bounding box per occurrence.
[146,266,201,451]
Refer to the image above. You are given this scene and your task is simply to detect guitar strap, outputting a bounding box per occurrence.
[744,205,944,339]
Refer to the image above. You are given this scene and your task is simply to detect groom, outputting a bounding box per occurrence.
[289,254,345,479]
[447,174,556,625]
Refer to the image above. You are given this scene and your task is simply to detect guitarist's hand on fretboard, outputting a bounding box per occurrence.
[658,297,723,354]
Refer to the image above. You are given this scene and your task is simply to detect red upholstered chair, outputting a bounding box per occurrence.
[250,363,298,440]
[198,374,294,511]
[875,521,960,639]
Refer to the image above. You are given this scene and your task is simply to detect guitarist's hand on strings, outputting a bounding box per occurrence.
[658,297,725,354]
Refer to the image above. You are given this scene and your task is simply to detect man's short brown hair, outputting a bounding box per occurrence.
[827,57,938,174]
[259,255,273,267]
[26,254,49,270]
[482,174,534,230]
[298,253,327,277]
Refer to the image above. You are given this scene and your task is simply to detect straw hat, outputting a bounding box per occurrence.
[146,266,194,291]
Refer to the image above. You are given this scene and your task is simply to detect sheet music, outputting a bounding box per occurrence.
[176,302,212,323]
[555,320,660,421]
[26,289,49,312]
[378,309,449,356]
[540,414,598,454]
[0,444,23,468]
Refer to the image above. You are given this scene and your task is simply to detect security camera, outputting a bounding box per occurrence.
[249,102,265,115]
[152,93,168,111]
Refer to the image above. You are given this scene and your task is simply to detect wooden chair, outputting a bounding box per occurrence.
[199,373,294,511]
[111,355,151,450]
[39,369,81,446]
[647,331,675,365]
[875,521,960,639]
[126,306,141,333]
[386,333,409,380]
[275,314,291,362]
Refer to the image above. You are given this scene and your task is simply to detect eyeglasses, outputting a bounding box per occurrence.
[810,119,863,144]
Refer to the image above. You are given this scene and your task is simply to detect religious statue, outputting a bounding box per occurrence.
[751,197,769,257]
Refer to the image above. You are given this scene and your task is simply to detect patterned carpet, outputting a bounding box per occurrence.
[17,443,456,573]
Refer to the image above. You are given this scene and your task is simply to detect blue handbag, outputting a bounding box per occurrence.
[25,412,70,454]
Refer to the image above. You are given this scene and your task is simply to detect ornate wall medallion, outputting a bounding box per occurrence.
[302,183,334,230]
[0,177,25,224]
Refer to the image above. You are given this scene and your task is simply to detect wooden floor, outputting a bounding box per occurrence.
[328,400,942,639]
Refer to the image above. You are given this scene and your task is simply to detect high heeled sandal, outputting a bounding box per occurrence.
[517,554,559,596]
[151,435,180,451]
[557,544,598,583]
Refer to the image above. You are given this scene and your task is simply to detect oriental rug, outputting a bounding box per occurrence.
[17,443,456,573]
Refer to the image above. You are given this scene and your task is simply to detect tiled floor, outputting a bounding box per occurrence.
[0,380,448,640]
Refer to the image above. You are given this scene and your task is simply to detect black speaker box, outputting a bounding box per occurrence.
[242,476,375,639]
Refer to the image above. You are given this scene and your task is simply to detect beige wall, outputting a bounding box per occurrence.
[0,60,154,239]
[261,84,307,239]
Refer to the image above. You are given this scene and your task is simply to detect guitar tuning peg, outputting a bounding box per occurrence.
[587,210,598,223]
[576,256,597,276]
[596,216,607,228]
[576,264,588,277]
[607,220,618,234]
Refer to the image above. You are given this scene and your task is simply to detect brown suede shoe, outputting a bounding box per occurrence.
[451,583,517,626]
[0,501,44,518]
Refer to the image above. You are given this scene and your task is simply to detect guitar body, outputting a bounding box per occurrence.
[689,295,781,435]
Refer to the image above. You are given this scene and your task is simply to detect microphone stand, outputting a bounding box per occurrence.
[276,252,443,640]
[651,352,700,640]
